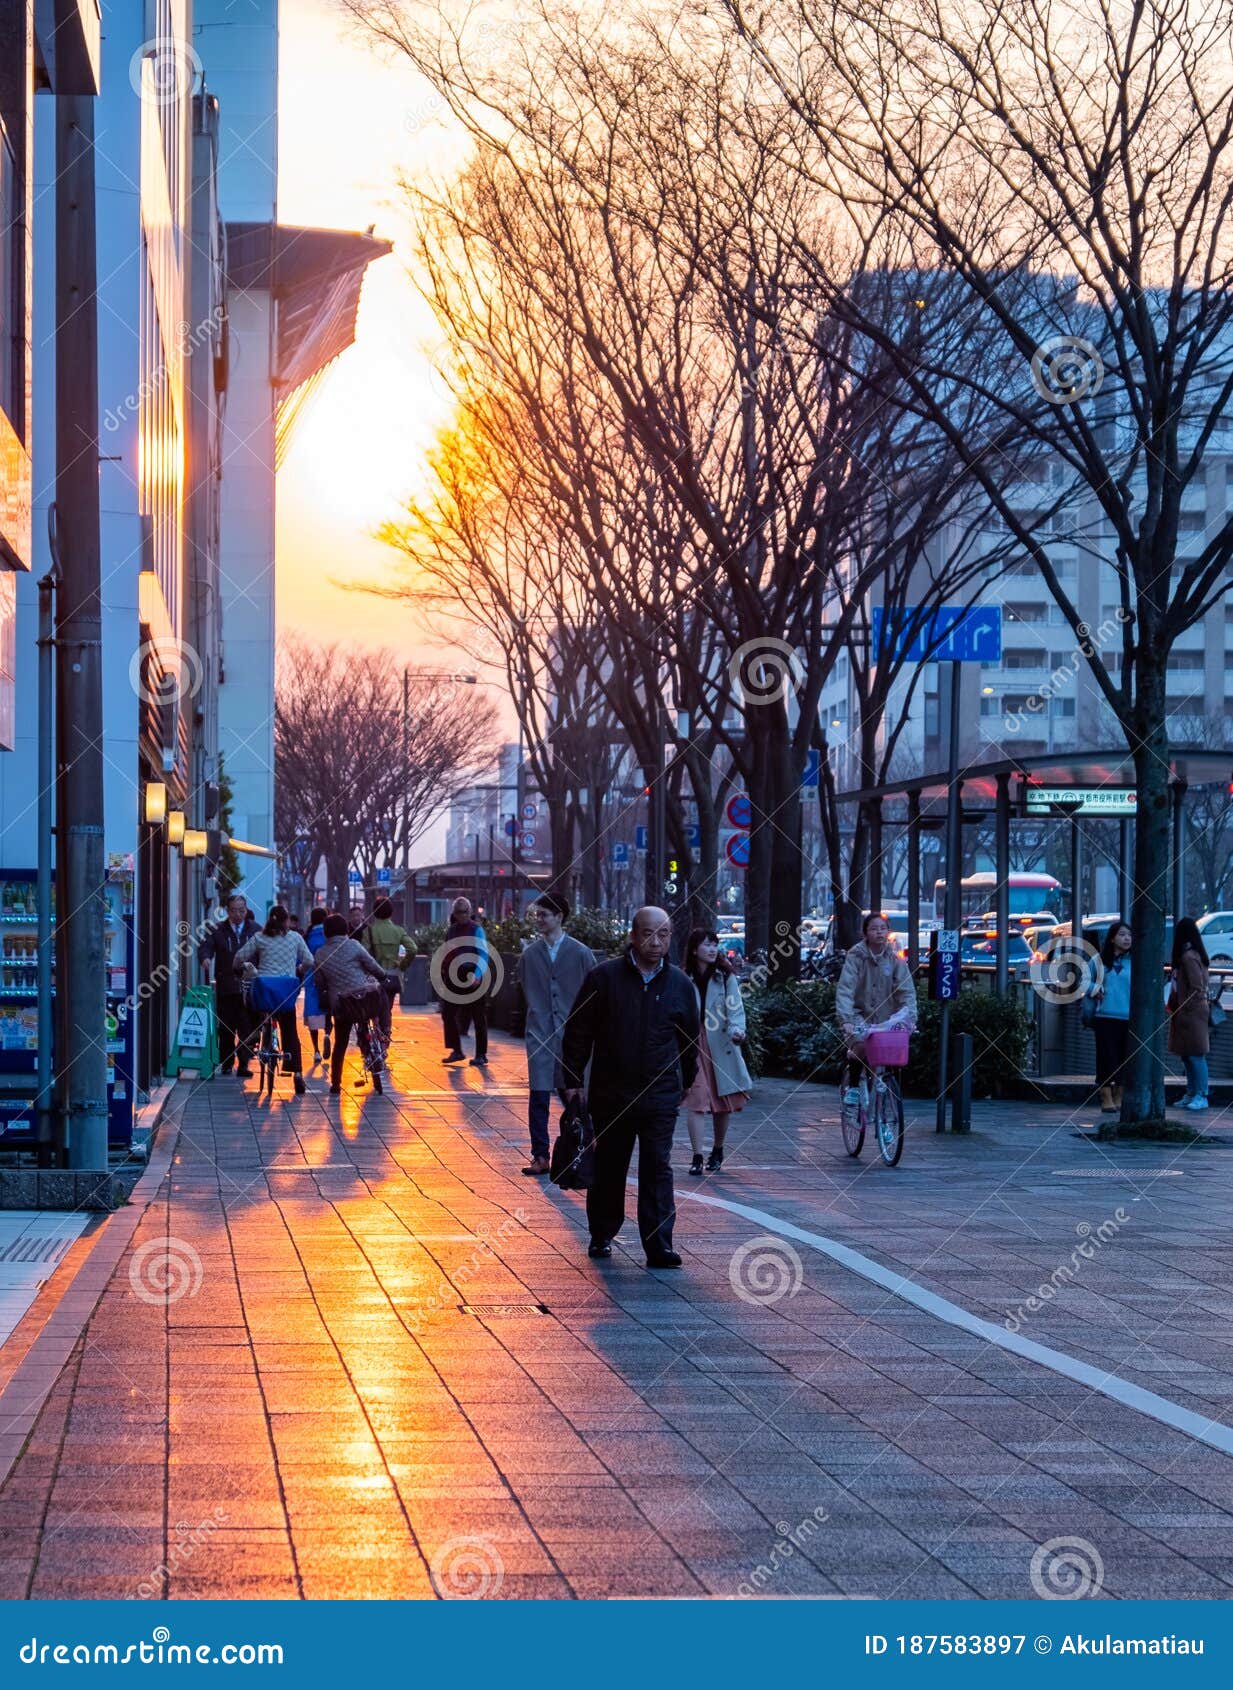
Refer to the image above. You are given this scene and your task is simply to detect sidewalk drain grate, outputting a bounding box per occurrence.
[1050,1168,1182,1177]
[0,1235,75,1264]
[461,1303,550,1317]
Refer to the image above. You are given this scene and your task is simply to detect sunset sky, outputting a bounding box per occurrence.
[275,0,480,679]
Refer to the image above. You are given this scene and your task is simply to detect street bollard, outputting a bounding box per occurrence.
[950,1032,973,1133]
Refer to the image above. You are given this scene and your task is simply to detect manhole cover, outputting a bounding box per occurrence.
[460,1303,550,1317]
[1050,1168,1182,1177]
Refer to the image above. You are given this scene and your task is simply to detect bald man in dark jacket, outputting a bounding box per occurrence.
[562,907,699,1268]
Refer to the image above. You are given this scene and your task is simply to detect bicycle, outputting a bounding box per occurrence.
[242,973,302,1100]
[340,989,387,1095]
[839,1023,909,1167]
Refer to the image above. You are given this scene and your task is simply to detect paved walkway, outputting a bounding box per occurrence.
[1,1007,1232,1600]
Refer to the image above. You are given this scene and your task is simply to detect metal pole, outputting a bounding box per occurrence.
[36,568,57,1166]
[994,772,1010,999]
[907,790,921,975]
[1170,779,1187,919]
[1070,813,1083,939]
[936,660,963,1135]
[55,97,109,1171]
[869,797,883,912]
[1119,814,1133,918]
[402,669,409,874]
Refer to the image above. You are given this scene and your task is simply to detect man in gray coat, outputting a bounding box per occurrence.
[517,892,596,1175]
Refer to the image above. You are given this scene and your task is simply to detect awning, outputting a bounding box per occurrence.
[836,747,1233,811]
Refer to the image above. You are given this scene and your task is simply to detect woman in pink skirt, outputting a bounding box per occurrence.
[682,928,753,1175]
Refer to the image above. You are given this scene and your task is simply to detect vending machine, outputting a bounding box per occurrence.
[0,865,137,1150]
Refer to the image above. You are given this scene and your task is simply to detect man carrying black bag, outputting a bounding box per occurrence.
[561,906,700,1269]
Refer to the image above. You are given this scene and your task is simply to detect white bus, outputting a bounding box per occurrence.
[933,870,1062,925]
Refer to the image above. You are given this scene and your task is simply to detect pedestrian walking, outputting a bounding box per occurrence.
[1085,918,1132,1113]
[302,907,332,1066]
[198,893,259,1077]
[681,928,751,1177]
[562,906,700,1269]
[309,914,390,1094]
[359,898,417,1039]
[1168,917,1211,1112]
[437,897,490,1067]
[517,892,596,1176]
[235,906,313,1093]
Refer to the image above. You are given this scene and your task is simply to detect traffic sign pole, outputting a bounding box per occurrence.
[938,660,964,1134]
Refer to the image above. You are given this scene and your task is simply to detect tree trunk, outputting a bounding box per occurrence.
[1121,672,1170,1128]
[767,734,803,981]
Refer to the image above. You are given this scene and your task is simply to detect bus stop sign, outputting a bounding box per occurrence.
[929,929,961,1001]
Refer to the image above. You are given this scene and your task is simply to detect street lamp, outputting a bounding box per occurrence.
[401,668,480,874]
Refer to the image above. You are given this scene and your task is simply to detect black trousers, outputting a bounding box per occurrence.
[443,997,488,1058]
[215,990,252,1072]
[254,1008,303,1074]
[586,1102,678,1256]
[1094,1017,1130,1089]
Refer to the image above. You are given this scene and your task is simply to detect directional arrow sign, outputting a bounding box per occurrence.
[872,604,1003,664]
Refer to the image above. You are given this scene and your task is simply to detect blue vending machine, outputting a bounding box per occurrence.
[0,866,137,1150]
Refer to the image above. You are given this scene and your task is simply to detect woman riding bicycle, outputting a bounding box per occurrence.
[835,912,916,1106]
[309,914,390,1095]
[235,905,313,1094]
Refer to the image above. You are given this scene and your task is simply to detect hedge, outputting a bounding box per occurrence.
[743,978,1032,1099]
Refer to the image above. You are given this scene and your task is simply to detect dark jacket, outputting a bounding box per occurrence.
[1168,946,1210,1058]
[199,915,260,996]
[561,951,700,1108]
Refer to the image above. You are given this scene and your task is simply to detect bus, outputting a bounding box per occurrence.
[933,871,1062,925]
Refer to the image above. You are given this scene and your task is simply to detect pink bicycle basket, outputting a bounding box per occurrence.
[863,1027,910,1068]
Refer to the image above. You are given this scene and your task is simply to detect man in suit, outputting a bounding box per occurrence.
[199,894,260,1076]
[517,893,596,1176]
[562,906,699,1269]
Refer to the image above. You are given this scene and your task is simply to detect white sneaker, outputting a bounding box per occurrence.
[843,1088,860,1107]
[1185,1096,1209,1111]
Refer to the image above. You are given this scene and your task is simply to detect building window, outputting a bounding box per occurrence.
[1050,697,1076,717]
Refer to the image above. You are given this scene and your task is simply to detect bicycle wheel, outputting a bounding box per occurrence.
[839,1063,865,1157]
[263,1024,278,1097]
[874,1070,905,1167]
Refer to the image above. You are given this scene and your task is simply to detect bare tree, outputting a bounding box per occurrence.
[274,638,498,904]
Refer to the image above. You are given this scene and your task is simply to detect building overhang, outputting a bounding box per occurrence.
[34,0,100,94]
[224,221,392,463]
[836,748,1233,812]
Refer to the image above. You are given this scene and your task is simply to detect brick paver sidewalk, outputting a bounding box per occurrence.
[1,1006,1232,1599]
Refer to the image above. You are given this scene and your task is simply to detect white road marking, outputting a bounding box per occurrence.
[681,1188,1233,1458]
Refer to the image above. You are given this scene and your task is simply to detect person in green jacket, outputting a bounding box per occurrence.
[360,898,417,1037]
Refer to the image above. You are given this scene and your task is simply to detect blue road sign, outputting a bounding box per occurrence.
[376,868,391,886]
[872,604,1002,664]
[726,793,752,830]
[635,824,698,851]
[612,842,630,868]
[635,825,648,852]
[347,869,362,886]
[929,929,961,1001]
[801,749,820,791]
[725,833,751,869]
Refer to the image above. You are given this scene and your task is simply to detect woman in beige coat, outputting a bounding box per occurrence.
[682,929,752,1175]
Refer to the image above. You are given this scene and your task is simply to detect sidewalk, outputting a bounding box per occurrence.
[1,1006,1232,1600]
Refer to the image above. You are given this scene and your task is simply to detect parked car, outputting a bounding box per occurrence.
[1197,910,1233,967]
[959,931,1033,975]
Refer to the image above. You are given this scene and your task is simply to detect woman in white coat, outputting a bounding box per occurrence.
[682,928,752,1175]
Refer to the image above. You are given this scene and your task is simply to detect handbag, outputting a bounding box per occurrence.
[550,1099,595,1191]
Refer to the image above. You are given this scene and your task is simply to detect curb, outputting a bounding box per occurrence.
[0,1084,184,1487]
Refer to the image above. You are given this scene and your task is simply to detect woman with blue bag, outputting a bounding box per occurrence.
[236,906,313,1094]
[302,907,333,1067]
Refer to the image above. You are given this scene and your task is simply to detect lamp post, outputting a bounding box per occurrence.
[401,669,478,875]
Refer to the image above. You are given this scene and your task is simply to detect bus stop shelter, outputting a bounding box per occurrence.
[836,746,1233,996]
